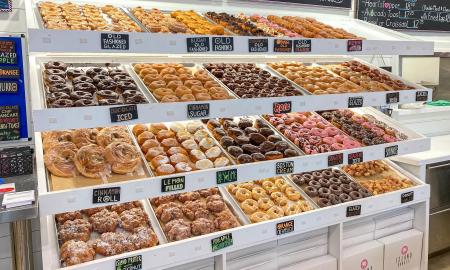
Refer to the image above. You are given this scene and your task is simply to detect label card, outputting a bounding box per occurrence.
[346,205,361,217]
[115,255,142,270]
[348,152,363,165]
[273,39,293,53]
[216,169,237,185]
[0,105,20,141]
[0,67,19,79]
[276,161,294,174]
[187,103,210,118]
[0,81,18,93]
[348,96,364,108]
[276,220,294,235]
[385,145,399,157]
[161,176,185,192]
[415,91,428,102]
[248,39,268,52]
[347,40,363,52]
[211,233,233,252]
[187,37,210,53]
[386,92,400,104]
[401,191,414,204]
[273,101,292,114]
[110,105,138,123]
[293,39,312,52]
[93,187,120,204]
[0,39,16,64]
[100,33,129,50]
[328,153,343,166]
[212,37,234,51]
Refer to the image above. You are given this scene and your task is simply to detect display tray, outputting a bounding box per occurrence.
[221,176,316,224]
[148,188,245,243]
[42,126,151,192]
[39,62,152,109]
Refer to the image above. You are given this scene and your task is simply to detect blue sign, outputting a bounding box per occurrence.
[0,37,28,141]
[0,0,12,12]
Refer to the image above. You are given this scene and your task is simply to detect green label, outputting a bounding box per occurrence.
[216,169,237,185]
[115,255,142,270]
[211,233,233,252]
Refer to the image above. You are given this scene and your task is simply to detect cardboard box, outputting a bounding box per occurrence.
[280,255,337,270]
[374,220,413,239]
[374,207,414,230]
[343,232,374,249]
[343,241,384,270]
[377,229,423,270]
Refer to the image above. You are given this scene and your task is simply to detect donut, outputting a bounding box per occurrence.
[74,82,96,93]
[331,143,345,151]
[45,61,67,71]
[241,199,258,214]
[271,191,288,206]
[44,142,77,177]
[339,193,352,202]
[358,188,372,198]
[328,194,341,205]
[305,186,318,197]
[308,180,321,189]
[75,144,109,178]
[262,181,278,194]
[70,91,92,100]
[250,211,270,223]
[283,204,300,216]
[74,99,96,107]
[51,98,73,108]
[349,191,363,200]
[303,120,317,129]
[343,139,361,149]
[318,187,331,198]
[46,74,66,85]
[318,178,331,187]
[285,187,301,201]
[49,83,72,94]
[235,188,252,202]
[73,75,93,85]
[341,184,353,193]
[251,187,267,200]
[329,184,343,195]
[97,80,117,91]
[322,137,337,145]
[86,67,108,78]
[317,198,331,207]
[329,177,342,186]
[267,206,284,219]
[257,197,274,211]
[105,142,141,174]
[96,126,131,148]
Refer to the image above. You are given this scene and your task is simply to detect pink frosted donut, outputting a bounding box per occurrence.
[292,113,307,123]
[323,137,337,145]
[310,128,322,137]
[304,144,319,154]
[334,134,346,143]
[325,127,340,137]
[383,134,398,143]
[298,128,311,137]
[351,115,364,123]
[362,122,375,129]
[303,120,317,129]
[284,130,298,141]
[343,139,361,149]
[331,143,345,151]
[290,122,303,132]
[371,127,385,137]
[319,130,329,138]
[308,136,322,145]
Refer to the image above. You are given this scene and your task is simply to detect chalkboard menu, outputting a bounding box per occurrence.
[357,0,450,31]
[0,36,28,141]
[265,0,351,9]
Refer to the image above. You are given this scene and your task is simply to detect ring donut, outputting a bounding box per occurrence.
[241,199,258,214]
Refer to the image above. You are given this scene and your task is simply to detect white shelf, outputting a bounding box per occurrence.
[29,55,432,132]
[36,107,430,216]
[24,0,434,56]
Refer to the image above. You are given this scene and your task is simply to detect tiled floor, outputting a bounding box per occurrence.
[430,252,450,270]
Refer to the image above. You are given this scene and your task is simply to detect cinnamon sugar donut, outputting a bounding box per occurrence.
[105,142,141,174]
[75,144,110,178]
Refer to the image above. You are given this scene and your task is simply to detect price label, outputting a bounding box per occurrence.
[386,92,400,104]
[273,39,293,53]
[212,37,234,51]
[100,33,129,50]
[186,37,210,53]
[385,145,399,157]
[348,152,363,165]
[273,101,292,114]
[348,96,364,108]
[401,191,414,204]
[248,38,268,52]
[187,103,210,118]
[161,176,185,192]
[346,205,361,217]
[211,233,233,252]
[328,153,343,166]
[0,67,19,79]
[347,40,363,52]
[415,91,428,102]
[115,255,142,270]
[110,105,138,123]
[293,39,311,52]
[93,187,121,204]
[216,169,237,185]
[276,161,294,175]
[0,81,18,93]
[276,220,294,235]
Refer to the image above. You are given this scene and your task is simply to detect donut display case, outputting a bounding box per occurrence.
[26,1,433,270]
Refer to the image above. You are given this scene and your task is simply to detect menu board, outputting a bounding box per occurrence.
[357,0,450,31]
[267,0,351,8]
[0,37,28,141]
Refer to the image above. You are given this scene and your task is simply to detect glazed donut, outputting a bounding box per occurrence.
[96,126,131,148]
[44,142,78,177]
[267,205,284,219]
[240,182,255,191]
[235,188,252,202]
[257,197,274,211]
[139,68,158,77]
[228,184,239,194]
[285,187,301,201]
[274,178,286,188]
[271,191,288,206]
[75,144,110,178]
[250,211,270,223]
[283,204,300,216]
[349,191,363,200]
[251,187,267,200]
[105,142,141,174]
[305,186,318,197]
[262,181,279,194]
[241,199,258,214]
